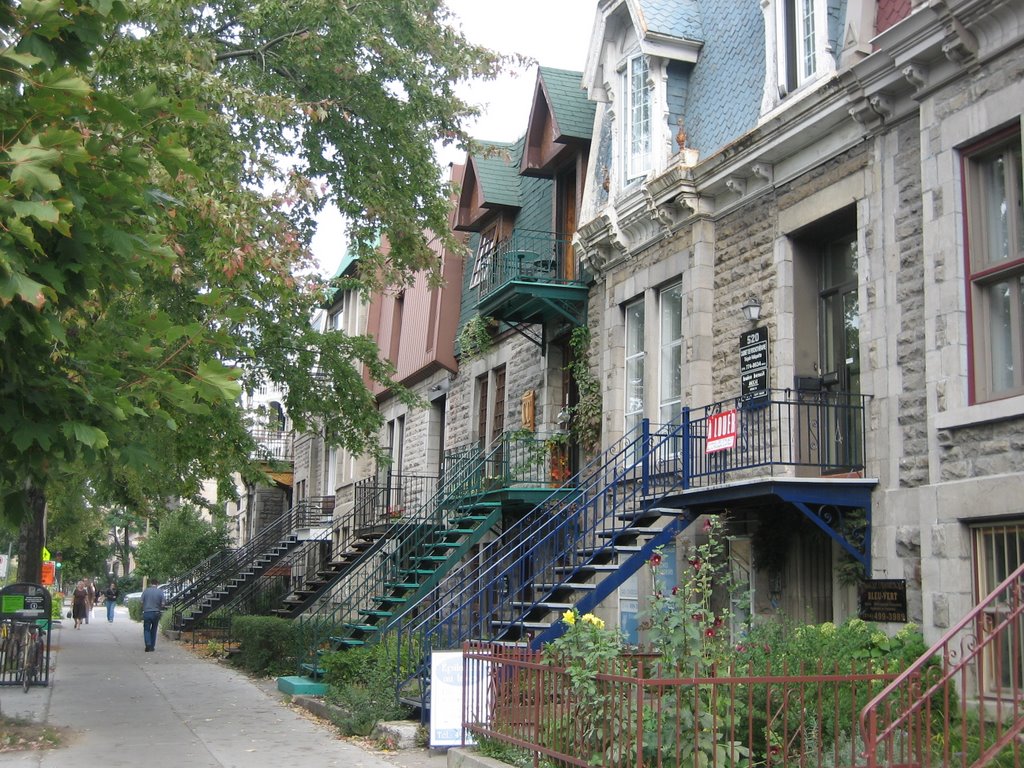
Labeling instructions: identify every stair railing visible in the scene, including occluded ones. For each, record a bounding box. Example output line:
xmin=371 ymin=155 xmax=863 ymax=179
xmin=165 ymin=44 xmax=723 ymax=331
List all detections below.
xmin=860 ymin=560 xmax=1024 ymax=768
xmin=170 ymin=497 xmax=332 ymax=627
xmin=294 ymin=431 xmax=560 ymax=672
xmin=391 ymin=388 xmax=868 ymax=706
xmin=390 ymin=416 xmax=701 ymax=705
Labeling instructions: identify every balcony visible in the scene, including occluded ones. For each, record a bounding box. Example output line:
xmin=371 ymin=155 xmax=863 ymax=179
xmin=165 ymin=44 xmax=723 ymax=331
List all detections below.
xmin=250 ymin=428 xmax=293 ymax=462
xmin=475 ymin=229 xmax=588 ymax=328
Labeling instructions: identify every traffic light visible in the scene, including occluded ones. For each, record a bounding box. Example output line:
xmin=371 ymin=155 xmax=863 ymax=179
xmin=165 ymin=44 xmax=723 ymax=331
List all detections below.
xmin=53 ymin=551 xmax=62 ymax=570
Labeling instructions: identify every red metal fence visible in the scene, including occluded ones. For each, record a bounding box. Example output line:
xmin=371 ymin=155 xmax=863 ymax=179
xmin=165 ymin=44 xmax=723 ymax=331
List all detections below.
xmin=462 ymin=642 xmax=899 ymax=768
xmin=860 ymin=561 xmax=1024 ymax=768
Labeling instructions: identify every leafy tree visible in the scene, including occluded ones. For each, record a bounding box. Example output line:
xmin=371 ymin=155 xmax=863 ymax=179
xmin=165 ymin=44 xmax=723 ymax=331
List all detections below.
xmin=133 ymin=506 xmax=230 ymax=581
xmin=0 ymin=0 xmax=502 ymax=580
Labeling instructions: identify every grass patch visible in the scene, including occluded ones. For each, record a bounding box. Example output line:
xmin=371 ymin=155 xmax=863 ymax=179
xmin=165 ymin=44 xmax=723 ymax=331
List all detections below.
xmin=0 ymin=714 xmax=70 ymax=752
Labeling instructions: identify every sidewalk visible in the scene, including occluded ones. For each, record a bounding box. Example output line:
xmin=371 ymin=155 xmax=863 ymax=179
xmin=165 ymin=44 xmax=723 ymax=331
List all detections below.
xmin=0 ymin=606 xmax=449 ymax=768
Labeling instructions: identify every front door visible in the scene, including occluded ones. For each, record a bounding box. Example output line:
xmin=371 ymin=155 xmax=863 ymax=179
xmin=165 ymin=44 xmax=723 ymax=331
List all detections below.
xmin=819 ymin=232 xmax=861 ymax=471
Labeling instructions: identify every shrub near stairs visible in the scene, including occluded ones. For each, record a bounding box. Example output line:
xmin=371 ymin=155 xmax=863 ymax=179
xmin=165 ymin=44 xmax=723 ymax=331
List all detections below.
xmin=230 ymin=616 xmax=299 ymax=676
xmin=320 ymin=637 xmax=412 ymax=736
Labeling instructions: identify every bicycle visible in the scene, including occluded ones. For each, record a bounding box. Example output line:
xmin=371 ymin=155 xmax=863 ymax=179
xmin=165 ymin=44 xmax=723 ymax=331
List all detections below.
xmin=14 ymin=621 xmax=45 ymax=692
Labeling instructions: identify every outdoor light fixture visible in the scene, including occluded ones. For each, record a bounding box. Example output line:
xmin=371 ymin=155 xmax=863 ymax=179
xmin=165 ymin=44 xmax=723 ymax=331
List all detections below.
xmin=741 ymin=296 xmax=762 ymax=323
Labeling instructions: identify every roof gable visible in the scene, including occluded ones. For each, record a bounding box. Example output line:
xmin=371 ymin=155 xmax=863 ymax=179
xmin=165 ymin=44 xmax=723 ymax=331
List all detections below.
xmin=521 ymin=67 xmax=595 ymax=176
xmin=454 ymin=140 xmax=522 ymax=231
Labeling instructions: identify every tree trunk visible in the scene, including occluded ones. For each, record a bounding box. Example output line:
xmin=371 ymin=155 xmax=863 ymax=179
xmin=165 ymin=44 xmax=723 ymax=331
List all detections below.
xmin=17 ymin=485 xmax=47 ymax=584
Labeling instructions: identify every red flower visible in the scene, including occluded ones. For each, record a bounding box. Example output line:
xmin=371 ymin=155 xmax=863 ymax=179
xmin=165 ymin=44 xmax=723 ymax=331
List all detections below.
xmin=689 ymin=558 xmax=702 ymax=571
xmin=649 ymin=553 xmax=662 ymax=567
xmin=692 ymin=612 xmax=704 ymax=622
xmin=671 ymin=586 xmax=679 ymax=595
xmin=703 ymin=518 xmax=713 ymax=532
xmin=705 ymin=627 xmax=717 ymax=638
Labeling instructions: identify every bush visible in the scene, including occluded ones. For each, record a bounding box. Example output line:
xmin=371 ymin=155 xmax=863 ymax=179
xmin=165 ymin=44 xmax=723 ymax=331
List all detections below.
xmin=320 ymin=635 xmax=413 ymax=736
xmin=127 ymin=597 xmax=142 ymax=622
xmin=231 ymin=616 xmax=299 ymax=676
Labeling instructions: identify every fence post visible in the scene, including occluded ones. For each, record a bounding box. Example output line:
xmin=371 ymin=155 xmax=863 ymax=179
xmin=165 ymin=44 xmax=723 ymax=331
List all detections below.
xmin=641 ymin=419 xmax=650 ymax=497
xmin=636 ymin=657 xmax=645 ymax=768
xmin=681 ymin=407 xmax=691 ymax=490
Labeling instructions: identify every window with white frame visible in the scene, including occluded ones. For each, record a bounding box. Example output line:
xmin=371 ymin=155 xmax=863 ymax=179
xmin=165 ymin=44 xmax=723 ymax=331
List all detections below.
xmin=963 ymin=128 xmax=1024 ymax=402
xmin=469 ymin=223 xmax=499 ymax=289
xmin=659 ymin=283 xmax=683 ymax=424
xmin=624 ymin=298 xmax=645 ymax=436
xmin=621 ymin=54 xmax=652 ymax=185
xmin=766 ymin=0 xmax=832 ymax=101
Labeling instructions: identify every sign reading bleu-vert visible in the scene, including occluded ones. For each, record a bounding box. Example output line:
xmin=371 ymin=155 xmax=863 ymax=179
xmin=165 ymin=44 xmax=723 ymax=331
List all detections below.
xmin=739 ymin=326 xmax=769 ymax=405
xmin=858 ymin=579 xmax=908 ymax=623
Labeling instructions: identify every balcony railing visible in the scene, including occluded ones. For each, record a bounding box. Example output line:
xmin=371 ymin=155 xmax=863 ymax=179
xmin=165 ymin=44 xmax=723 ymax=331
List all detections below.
xmin=477 ymin=229 xmax=581 ymax=302
xmin=352 ymin=472 xmax=439 ymax=530
xmin=250 ymin=427 xmax=293 ymax=462
xmin=646 ymin=389 xmax=869 ymax=488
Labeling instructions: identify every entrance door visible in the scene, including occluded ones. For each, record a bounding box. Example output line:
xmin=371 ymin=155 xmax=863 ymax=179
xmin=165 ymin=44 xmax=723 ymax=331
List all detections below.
xmin=819 ymin=233 xmax=861 ymax=471
xmin=556 ymin=166 xmax=577 ymax=281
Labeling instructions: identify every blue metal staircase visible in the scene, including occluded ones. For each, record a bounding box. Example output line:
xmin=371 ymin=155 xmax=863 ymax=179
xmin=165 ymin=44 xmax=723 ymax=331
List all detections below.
xmin=390 ymin=418 xmax=697 ymax=709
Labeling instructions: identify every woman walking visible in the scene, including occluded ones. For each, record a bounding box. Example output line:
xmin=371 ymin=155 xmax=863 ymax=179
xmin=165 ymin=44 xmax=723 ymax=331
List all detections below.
xmin=71 ymin=581 xmax=88 ymax=629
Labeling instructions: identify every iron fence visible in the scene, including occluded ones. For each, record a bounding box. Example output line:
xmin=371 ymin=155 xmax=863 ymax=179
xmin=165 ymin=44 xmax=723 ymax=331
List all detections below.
xmin=477 ymin=229 xmax=580 ymax=300
xmin=463 ymin=642 xmax=898 ymax=768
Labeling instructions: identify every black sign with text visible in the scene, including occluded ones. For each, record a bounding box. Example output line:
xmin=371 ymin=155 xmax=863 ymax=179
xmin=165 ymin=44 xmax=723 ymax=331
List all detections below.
xmin=858 ymin=579 xmax=908 ymax=623
xmin=739 ymin=326 xmax=769 ymax=404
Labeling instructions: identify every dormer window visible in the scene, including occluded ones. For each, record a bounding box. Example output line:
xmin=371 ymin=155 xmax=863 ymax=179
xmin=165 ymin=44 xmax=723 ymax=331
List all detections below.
xmin=621 ymin=54 xmax=652 ymax=185
xmin=763 ymin=0 xmax=834 ymax=110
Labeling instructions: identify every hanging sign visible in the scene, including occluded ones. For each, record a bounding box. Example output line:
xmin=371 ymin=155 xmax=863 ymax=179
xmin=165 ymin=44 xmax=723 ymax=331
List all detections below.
xmin=706 ymin=410 xmax=737 ymax=453
xmin=739 ymin=326 xmax=770 ymax=404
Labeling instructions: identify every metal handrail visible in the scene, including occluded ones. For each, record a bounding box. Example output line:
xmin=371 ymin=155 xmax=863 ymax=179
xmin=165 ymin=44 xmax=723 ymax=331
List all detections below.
xmin=169 ymin=497 xmax=332 ymax=626
xmin=477 ymin=229 xmax=580 ymax=300
xmin=860 ymin=560 xmax=1024 ymax=767
xmin=391 ymin=388 xmax=869 ymax=705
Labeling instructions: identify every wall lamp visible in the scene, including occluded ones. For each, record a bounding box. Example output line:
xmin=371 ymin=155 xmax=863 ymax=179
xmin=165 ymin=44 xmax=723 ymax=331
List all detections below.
xmin=741 ymin=296 xmax=762 ymax=324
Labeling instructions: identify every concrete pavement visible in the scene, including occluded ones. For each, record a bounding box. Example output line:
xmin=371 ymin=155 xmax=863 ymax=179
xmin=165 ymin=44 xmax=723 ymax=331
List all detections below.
xmin=0 ymin=605 xmax=449 ymax=768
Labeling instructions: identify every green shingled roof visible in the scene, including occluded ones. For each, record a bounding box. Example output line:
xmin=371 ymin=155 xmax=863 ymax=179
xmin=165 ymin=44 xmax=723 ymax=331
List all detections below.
xmin=538 ymin=67 xmax=595 ymax=140
xmin=471 ymin=139 xmax=523 ymax=209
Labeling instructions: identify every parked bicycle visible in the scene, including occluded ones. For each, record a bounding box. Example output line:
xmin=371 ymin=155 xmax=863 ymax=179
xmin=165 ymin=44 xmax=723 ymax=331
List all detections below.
xmin=8 ymin=621 xmax=45 ymax=692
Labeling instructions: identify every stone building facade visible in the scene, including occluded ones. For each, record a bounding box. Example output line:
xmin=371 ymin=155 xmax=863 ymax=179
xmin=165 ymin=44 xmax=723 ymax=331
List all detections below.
xmin=573 ymin=0 xmax=1024 ymax=644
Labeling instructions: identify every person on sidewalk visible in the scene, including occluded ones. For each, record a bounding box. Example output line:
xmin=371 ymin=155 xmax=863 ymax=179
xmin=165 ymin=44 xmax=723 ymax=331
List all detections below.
xmin=71 ymin=580 xmax=88 ymax=629
xmin=85 ymin=579 xmax=95 ymax=624
xmin=140 ymin=580 xmax=166 ymax=652
xmin=103 ymin=581 xmax=119 ymax=623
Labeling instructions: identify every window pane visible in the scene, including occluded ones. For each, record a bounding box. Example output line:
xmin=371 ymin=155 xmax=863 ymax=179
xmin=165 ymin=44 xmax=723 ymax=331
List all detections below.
xmin=800 ymin=0 xmax=815 ymax=79
xmin=626 ymin=357 xmax=644 ymax=418
xmin=627 ymin=56 xmax=652 ymax=181
xmin=626 ymin=301 xmax=645 ymax=356
xmin=987 ymin=280 xmax=1015 ymax=393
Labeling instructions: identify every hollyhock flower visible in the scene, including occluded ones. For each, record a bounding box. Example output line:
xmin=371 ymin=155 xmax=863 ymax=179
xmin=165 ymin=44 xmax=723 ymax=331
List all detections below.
xmin=650 ymin=553 xmax=662 ymax=567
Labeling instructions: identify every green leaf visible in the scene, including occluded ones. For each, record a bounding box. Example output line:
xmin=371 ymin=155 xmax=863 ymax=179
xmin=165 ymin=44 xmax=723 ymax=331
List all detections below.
xmin=38 ymin=70 xmax=91 ymax=97
xmin=0 ymin=50 xmax=43 ymax=69
xmin=68 ymin=423 xmax=110 ymax=449
xmin=0 ymin=271 xmax=51 ymax=308
xmin=10 ymin=200 xmax=61 ymax=225
xmin=8 ymin=139 xmax=62 ymax=194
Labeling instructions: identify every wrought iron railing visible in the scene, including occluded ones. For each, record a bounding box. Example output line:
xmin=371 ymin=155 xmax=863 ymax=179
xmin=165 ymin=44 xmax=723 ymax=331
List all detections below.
xmin=391 ymin=389 xmax=869 ymax=705
xmin=860 ymin=561 xmax=1024 ymax=768
xmin=463 ymin=642 xmax=898 ymax=768
xmin=250 ymin=427 xmax=293 ymax=462
xmin=353 ymin=472 xmax=440 ymax=530
xmin=477 ymin=229 xmax=580 ymax=300
xmin=169 ymin=497 xmax=332 ymax=628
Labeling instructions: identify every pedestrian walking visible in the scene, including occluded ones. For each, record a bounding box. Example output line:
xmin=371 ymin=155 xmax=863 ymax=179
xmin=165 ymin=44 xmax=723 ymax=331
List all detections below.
xmin=103 ymin=581 xmax=119 ymax=623
xmin=85 ymin=579 xmax=96 ymax=624
xmin=140 ymin=580 xmax=166 ymax=652
xmin=71 ymin=580 xmax=88 ymax=629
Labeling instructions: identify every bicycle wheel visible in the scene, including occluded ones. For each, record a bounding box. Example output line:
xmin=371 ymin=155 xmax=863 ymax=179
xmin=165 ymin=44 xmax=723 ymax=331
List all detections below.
xmin=21 ymin=636 xmax=30 ymax=691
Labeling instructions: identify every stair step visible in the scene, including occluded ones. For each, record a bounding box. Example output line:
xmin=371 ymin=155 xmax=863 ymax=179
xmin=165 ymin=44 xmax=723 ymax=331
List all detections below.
xmin=385 ymin=582 xmax=419 ymax=590
xmin=360 ymin=610 xmax=394 ymax=618
xmin=375 ymin=595 xmax=409 ymax=604
xmin=510 ymin=601 xmax=574 ymax=611
xmin=535 ymin=582 xmax=595 ymax=592
xmin=336 ymin=638 xmax=366 ymax=648
xmin=342 ymin=623 xmax=380 ymax=633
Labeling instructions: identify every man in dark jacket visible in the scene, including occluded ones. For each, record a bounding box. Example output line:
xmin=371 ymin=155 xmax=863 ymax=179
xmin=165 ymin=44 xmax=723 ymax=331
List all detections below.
xmin=140 ymin=581 xmax=166 ymax=652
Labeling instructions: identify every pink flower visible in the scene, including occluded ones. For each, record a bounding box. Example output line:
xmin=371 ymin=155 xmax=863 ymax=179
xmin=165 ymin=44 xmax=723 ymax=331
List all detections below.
xmin=703 ymin=519 xmax=713 ymax=532
xmin=671 ymin=586 xmax=679 ymax=596
xmin=689 ymin=558 xmax=702 ymax=571
xmin=650 ymin=553 xmax=662 ymax=567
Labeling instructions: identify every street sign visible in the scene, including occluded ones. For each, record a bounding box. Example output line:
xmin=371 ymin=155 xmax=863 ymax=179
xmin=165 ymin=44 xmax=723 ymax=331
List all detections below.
xmin=40 ymin=561 xmax=55 ymax=586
